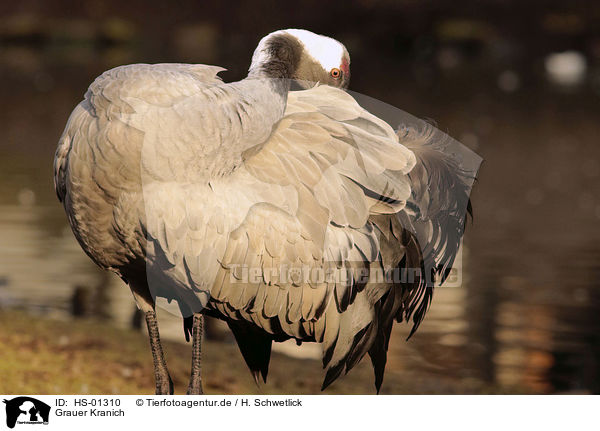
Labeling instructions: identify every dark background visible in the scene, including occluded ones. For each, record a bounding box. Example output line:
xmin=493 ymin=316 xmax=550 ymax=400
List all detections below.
xmin=1 ymin=0 xmax=599 ymax=394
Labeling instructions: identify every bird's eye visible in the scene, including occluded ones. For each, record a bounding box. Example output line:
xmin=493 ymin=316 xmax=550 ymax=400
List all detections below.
xmin=330 ymin=68 xmax=341 ymax=79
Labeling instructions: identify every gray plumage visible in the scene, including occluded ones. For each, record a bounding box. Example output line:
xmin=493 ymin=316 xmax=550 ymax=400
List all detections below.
xmin=53 ymin=29 xmax=476 ymax=393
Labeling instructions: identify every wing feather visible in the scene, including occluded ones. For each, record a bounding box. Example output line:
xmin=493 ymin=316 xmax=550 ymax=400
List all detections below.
xmin=133 ymin=83 xmax=479 ymax=390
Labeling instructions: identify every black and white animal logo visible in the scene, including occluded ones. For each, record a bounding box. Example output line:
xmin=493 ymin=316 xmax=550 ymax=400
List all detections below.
xmin=3 ymin=397 xmax=50 ymax=429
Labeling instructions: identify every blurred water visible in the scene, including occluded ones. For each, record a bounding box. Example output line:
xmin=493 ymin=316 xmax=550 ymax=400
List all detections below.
xmin=1 ymin=30 xmax=599 ymax=394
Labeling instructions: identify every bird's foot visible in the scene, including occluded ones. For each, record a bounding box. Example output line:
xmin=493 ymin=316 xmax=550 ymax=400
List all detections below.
xmin=155 ymin=375 xmax=174 ymax=395
xmin=186 ymin=378 xmax=203 ymax=395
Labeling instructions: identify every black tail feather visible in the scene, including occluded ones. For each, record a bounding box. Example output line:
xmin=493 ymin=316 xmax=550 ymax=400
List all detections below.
xmin=227 ymin=320 xmax=272 ymax=384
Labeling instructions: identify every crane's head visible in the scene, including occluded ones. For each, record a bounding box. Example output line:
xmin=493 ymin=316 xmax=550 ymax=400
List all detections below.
xmin=248 ymin=29 xmax=351 ymax=89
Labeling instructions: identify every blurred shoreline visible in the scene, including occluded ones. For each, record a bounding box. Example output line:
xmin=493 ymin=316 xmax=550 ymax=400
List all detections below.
xmin=0 ymin=309 xmax=531 ymax=395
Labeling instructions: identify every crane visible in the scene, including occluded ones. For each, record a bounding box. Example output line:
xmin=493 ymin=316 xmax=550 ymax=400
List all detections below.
xmin=54 ymin=29 xmax=478 ymax=394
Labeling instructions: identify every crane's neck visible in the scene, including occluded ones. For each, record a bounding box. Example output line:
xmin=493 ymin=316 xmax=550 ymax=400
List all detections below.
xmin=247 ymin=32 xmax=302 ymax=96
xmin=141 ymin=35 xmax=305 ymax=183
xmin=178 ymin=77 xmax=286 ymax=180
xmin=192 ymin=32 xmax=304 ymax=177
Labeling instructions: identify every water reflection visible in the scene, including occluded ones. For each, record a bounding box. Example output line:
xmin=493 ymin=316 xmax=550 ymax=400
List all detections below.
xmin=1 ymin=26 xmax=599 ymax=394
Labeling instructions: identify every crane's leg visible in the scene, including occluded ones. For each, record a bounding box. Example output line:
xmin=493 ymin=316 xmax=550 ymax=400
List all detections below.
xmin=129 ymin=278 xmax=174 ymax=394
xmin=145 ymin=310 xmax=174 ymax=394
xmin=186 ymin=313 xmax=204 ymax=394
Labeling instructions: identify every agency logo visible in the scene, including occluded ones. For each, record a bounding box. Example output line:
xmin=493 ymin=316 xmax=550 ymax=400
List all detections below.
xmin=2 ymin=397 xmax=50 ymax=429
